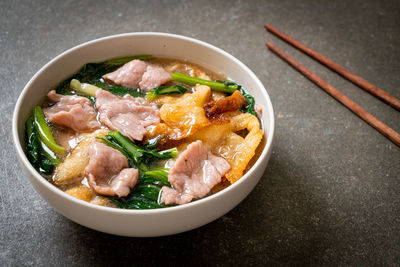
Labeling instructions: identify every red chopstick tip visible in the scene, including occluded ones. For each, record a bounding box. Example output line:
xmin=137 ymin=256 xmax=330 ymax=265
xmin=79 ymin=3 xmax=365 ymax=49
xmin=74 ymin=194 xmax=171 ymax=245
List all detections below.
xmin=264 ymin=23 xmax=271 ymax=30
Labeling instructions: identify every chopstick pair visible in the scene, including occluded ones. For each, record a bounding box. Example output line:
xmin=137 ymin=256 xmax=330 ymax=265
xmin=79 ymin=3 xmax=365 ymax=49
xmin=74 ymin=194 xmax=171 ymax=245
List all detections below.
xmin=264 ymin=24 xmax=400 ymax=147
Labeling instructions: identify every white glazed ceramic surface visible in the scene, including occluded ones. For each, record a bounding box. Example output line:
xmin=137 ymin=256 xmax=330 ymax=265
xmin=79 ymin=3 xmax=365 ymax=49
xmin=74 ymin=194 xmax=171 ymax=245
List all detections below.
xmin=13 ymin=33 xmax=275 ymax=237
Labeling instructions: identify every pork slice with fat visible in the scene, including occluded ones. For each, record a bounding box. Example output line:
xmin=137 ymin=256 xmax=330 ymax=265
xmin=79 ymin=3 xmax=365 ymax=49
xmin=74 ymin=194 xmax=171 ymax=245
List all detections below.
xmin=44 ymin=90 xmax=100 ymax=132
xmin=160 ymin=140 xmax=230 ymax=205
xmin=85 ymin=141 xmax=138 ymax=197
xmin=139 ymin=65 xmax=172 ymax=91
xmin=95 ymin=89 xmax=160 ymax=141
xmin=102 ymin=59 xmax=147 ymax=89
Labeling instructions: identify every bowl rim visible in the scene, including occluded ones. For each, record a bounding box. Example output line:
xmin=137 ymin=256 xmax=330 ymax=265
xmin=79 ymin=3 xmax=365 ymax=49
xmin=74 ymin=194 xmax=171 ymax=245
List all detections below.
xmin=12 ymin=32 xmax=275 ymax=214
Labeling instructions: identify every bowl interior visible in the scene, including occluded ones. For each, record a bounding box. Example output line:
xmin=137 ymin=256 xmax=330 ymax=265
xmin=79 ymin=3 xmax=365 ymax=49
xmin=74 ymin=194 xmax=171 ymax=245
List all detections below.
xmin=13 ymin=32 xmax=274 ymax=213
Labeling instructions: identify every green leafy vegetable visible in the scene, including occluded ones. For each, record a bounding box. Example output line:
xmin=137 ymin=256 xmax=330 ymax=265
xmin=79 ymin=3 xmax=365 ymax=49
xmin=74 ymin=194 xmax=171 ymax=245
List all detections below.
xmin=97 ymin=131 xmax=178 ymax=209
xmin=97 ymin=81 xmax=145 ymax=97
xmin=107 ymin=85 xmax=145 ymax=97
xmin=112 ymin=196 xmax=167 ymax=209
xmin=107 ymin=131 xmax=144 ymax=163
xmin=112 ymin=180 xmax=169 ymax=209
xmin=146 ymin=85 xmax=187 ymax=100
xmin=131 ymin=184 xmax=162 ymax=202
xmin=33 ymin=106 xmax=65 ymax=154
xmin=138 ymin=177 xmax=170 ymax=187
xmin=142 ymin=168 xmax=169 ymax=183
xmin=25 ymin=115 xmax=59 ymax=174
xmin=111 ymin=168 xmax=172 ymax=209
xmin=26 ymin=117 xmax=39 ymax=163
xmin=107 ymin=131 xmax=177 ymax=161
xmin=239 ymin=88 xmax=256 ymax=116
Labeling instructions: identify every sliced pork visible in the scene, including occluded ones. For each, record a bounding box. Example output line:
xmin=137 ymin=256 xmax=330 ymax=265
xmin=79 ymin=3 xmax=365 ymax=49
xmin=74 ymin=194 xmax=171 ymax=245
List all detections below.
xmin=85 ymin=141 xmax=138 ymax=197
xmin=103 ymin=59 xmax=147 ymax=89
xmin=44 ymin=90 xmax=100 ymax=132
xmin=160 ymin=140 xmax=230 ymax=205
xmin=102 ymin=59 xmax=171 ymax=91
xmin=95 ymin=89 xmax=160 ymax=141
xmin=139 ymin=65 xmax=172 ymax=91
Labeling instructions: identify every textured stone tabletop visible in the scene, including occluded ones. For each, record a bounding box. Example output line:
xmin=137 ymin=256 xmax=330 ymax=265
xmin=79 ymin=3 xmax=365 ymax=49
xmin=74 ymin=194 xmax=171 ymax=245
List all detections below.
xmin=1 ymin=0 xmax=399 ymax=265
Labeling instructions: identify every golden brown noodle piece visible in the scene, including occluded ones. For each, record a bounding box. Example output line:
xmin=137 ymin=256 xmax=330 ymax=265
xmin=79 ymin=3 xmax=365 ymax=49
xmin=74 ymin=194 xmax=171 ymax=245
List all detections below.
xmin=204 ymin=90 xmax=247 ymax=118
xmin=90 ymin=195 xmax=114 ymax=206
xmin=182 ymin=112 xmax=263 ymax=183
xmin=155 ymin=85 xmax=211 ymax=140
xmin=65 ymin=186 xmax=94 ymax=202
xmin=65 ymin=186 xmax=114 ymax=206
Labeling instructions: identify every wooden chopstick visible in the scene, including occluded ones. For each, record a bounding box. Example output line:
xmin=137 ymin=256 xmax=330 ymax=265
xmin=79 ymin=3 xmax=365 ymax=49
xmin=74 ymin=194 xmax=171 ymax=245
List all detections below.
xmin=266 ymin=42 xmax=400 ymax=147
xmin=264 ymin=24 xmax=400 ymax=111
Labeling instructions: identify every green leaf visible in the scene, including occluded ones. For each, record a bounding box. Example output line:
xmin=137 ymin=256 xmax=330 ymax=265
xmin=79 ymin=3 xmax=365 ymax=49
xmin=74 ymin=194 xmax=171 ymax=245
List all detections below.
xmin=138 ymin=177 xmax=171 ymax=187
xmin=112 ymin=196 xmax=167 ymax=209
xmin=142 ymin=169 xmax=169 ymax=183
xmin=26 ymin=116 xmax=39 ymax=163
xmin=131 ymin=184 xmax=161 ymax=202
xmin=239 ymin=88 xmax=256 ymax=116
xmin=146 ymin=85 xmax=187 ymax=100
xmin=108 ymin=86 xmax=145 ymax=97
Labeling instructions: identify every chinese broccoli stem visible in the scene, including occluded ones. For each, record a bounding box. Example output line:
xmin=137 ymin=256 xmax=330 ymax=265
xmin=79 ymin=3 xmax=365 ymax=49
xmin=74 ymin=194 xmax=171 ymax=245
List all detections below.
xmin=171 ymin=72 xmax=239 ymax=93
xmin=39 ymin=140 xmax=60 ymax=165
xmin=70 ymin=79 xmax=99 ymax=97
xmin=107 ymin=131 xmax=177 ymax=160
xmin=33 ymin=106 xmax=65 ymax=154
xmin=145 ymin=147 xmax=178 ymax=159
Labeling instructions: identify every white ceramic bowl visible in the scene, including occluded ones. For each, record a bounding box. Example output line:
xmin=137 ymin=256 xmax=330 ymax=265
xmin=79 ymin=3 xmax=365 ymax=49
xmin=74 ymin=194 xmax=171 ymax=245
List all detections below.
xmin=12 ymin=32 xmax=275 ymax=237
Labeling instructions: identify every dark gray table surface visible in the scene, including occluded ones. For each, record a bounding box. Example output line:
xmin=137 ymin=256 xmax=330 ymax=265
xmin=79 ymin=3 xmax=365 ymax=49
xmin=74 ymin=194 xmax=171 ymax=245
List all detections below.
xmin=1 ymin=0 xmax=399 ymax=265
